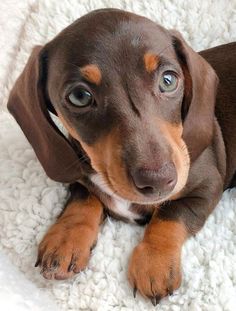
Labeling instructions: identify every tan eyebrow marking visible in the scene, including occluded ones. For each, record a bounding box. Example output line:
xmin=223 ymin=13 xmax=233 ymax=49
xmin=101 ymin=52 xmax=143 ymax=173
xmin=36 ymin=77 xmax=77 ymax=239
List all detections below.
xmin=144 ymin=53 xmax=159 ymax=73
xmin=80 ymin=64 xmax=102 ymax=85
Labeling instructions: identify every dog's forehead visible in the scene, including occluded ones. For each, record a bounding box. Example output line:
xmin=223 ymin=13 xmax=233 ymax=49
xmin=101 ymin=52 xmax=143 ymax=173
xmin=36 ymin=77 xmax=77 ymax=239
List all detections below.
xmin=49 ymin=10 xmax=174 ymax=72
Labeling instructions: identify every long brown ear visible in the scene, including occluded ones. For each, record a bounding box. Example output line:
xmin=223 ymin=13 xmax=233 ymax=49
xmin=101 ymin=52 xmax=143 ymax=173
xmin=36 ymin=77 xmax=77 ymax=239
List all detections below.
xmin=7 ymin=46 xmax=82 ymax=183
xmin=171 ymin=31 xmax=219 ymax=162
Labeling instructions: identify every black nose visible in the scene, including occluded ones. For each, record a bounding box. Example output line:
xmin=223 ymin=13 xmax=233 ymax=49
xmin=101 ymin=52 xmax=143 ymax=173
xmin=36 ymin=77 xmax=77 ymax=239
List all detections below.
xmin=131 ymin=162 xmax=177 ymax=196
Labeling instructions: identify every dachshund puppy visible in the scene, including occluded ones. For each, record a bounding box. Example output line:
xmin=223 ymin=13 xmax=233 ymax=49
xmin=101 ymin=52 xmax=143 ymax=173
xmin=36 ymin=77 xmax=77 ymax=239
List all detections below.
xmin=7 ymin=8 xmax=236 ymax=305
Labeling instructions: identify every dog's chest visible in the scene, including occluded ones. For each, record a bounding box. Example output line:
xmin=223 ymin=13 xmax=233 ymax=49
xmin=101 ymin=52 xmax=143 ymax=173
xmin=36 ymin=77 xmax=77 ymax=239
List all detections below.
xmin=90 ymin=174 xmax=142 ymax=222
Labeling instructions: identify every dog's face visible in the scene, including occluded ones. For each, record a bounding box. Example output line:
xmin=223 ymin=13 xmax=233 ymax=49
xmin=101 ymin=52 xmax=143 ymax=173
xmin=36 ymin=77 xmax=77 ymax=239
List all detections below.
xmin=45 ymin=10 xmax=188 ymax=204
xmin=8 ymin=9 xmax=218 ymax=204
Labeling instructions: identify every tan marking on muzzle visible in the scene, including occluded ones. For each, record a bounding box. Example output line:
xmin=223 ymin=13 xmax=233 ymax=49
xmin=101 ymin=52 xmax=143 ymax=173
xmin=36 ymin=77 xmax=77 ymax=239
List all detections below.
xmin=77 ymin=129 xmax=136 ymax=200
xmin=56 ymin=112 xmax=144 ymax=202
xmin=159 ymin=121 xmax=190 ymax=199
xmin=80 ymin=64 xmax=102 ymax=85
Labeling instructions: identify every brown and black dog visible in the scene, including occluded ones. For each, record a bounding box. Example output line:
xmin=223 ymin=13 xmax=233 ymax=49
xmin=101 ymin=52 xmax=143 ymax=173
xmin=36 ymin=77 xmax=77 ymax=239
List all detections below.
xmin=7 ymin=8 xmax=236 ymax=305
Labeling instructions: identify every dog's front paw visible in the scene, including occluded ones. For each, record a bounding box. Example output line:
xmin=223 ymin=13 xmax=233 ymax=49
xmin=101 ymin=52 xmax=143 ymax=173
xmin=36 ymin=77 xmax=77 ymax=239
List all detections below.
xmin=35 ymin=222 xmax=97 ymax=280
xmin=128 ymin=241 xmax=182 ymax=305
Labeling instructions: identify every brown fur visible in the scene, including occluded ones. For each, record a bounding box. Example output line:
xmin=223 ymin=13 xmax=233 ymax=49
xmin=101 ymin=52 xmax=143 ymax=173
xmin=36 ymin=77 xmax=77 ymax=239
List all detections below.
xmin=69 ymin=125 xmax=143 ymax=202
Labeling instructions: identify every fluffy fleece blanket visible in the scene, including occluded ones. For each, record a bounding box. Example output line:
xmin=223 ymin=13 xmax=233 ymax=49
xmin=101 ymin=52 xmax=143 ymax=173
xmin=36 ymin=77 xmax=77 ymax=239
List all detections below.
xmin=0 ymin=0 xmax=236 ymax=310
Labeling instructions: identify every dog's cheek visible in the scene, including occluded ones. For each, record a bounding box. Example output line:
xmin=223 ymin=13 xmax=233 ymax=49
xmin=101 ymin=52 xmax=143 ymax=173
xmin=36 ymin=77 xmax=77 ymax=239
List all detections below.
xmin=93 ymin=129 xmax=137 ymax=196
xmin=84 ymin=129 xmax=140 ymax=200
xmin=56 ymin=111 xmax=104 ymax=172
xmin=159 ymin=121 xmax=190 ymax=197
xmin=171 ymin=138 xmax=190 ymax=197
xmin=54 ymin=117 xmax=129 ymax=191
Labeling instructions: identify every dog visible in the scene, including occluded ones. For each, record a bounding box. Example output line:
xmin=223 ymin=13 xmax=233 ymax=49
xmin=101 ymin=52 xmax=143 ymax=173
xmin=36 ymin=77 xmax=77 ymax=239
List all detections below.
xmin=7 ymin=8 xmax=236 ymax=305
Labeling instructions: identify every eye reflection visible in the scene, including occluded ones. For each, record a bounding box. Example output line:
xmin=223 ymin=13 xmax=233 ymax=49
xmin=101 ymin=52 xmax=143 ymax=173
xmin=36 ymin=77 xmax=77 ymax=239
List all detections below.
xmin=159 ymin=72 xmax=178 ymax=92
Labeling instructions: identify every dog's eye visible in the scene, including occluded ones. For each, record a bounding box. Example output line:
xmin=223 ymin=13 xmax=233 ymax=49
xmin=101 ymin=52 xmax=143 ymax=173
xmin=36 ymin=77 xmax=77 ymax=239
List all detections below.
xmin=67 ymin=88 xmax=93 ymax=107
xmin=159 ymin=72 xmax=178 ymax=93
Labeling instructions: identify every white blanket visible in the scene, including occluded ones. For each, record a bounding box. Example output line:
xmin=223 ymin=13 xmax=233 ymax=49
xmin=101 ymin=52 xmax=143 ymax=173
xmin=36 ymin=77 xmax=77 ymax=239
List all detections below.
xmin=0 ymin=0 xmax=236 ymax=310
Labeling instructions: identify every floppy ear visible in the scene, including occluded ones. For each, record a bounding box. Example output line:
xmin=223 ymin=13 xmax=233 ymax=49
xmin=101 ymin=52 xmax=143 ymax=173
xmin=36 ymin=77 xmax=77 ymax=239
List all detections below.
xmin=7 ymin=46 xmax=82 ymax=183
xmin=171 ymin=31 xmax=219 ymax=162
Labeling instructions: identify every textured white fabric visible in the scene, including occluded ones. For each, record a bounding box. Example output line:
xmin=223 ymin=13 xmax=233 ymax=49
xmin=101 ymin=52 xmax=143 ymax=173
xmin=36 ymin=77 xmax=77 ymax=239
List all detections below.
xmin=0 ymin=0 xmax=236 ymax=310
xmin=0 ymin=252 xmax=57 ymax=311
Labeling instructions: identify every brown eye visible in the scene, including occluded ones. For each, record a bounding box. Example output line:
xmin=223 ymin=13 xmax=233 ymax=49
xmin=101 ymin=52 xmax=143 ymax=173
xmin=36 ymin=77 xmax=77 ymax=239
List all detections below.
xmin=67 ymin=88 xmax=94 ymax=107
xmin=159 ymin=71 xmax=178 ymax=93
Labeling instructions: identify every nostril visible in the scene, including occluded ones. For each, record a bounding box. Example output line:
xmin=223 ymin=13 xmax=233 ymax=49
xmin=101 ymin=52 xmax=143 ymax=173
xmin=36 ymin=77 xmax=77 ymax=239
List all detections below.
xmin=131 ymin=168 xmax=155 ymax=191
xmin=167 ymin=178 xmax=175 ymax=185
xmin=137 ymin=186 xmax=154 ymax=195
xmin=131 ymin=162 xmax=177 ymax=196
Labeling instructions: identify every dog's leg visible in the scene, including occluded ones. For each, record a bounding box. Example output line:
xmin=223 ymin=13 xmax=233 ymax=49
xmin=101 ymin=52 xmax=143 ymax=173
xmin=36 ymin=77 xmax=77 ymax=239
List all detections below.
xmin=128 ymin=173 xmax=223 ymax=304
xmin=35 ymin=183 xmax=104 ymax=280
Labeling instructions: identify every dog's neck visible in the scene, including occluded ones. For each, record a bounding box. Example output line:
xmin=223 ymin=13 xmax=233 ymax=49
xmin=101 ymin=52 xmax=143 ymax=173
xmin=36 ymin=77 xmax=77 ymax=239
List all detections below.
xmin=89 ymin=173 xmax=153 ymax=224
xmin=90 ymin=173 xmax=135 ymax=220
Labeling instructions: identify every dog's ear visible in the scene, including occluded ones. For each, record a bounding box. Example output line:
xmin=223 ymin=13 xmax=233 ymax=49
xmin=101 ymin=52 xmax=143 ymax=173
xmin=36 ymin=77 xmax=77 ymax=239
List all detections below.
xmin=171 ymin=31 xmax=218 ymax=162
xmin=7 ymin=46 xmax=82 ymax=182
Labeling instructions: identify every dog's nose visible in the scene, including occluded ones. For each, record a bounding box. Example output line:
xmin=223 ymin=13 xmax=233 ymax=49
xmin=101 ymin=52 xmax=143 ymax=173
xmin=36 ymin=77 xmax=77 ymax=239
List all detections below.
xmin=132 ymin=162 xmax=177 ymax=196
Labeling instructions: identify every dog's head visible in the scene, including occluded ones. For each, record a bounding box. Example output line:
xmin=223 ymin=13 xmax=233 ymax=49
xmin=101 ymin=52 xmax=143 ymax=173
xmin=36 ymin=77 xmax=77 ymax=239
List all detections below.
xmin=8 ymin=9 xmax=218 ymax=204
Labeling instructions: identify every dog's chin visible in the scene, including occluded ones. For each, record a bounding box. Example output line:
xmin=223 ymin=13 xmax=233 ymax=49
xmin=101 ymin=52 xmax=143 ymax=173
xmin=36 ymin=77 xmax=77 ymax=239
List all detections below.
xmin=119 ymin=191 xmax=171 ymax=206
xmin=107 ymin=181 xmax=172 ymax=206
